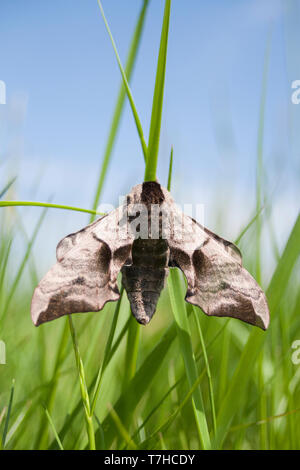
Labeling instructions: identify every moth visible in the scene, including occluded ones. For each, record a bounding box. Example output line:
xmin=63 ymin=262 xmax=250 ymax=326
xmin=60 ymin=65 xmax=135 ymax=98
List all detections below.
xmin=31 ymin=181 xmax=270 ymax=330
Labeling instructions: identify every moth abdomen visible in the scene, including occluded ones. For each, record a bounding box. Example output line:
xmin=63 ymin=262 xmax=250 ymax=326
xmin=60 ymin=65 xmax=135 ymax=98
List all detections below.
xmin=121 ymin=266 xmax=168 ymax=325
xmin=122 ymin=266 xmax=167 ymax=291
xmin=121 ymin=238 xmax=169 ymax=325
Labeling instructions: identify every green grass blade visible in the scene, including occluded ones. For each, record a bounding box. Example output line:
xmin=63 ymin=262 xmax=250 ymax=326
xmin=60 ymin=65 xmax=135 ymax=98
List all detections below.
xmin=0 ymin=207 xmax=48 ymax=324
xmin=229 ymin=407 xmax=300 ymax=433
xmin=107 ymin=403 xmax=138 ymax=450
xmin=120 ymin=310 xmax=141 ymax=436
xmin=92 ymin=321 xmax=179 ymax=449
xmin=48 ymin=314 xmax=133 ymax=449
xmin=0 ymin=177 xmax=16 ymax=200
xmin=90 ymin=288 xmax=124 ymax=414
xmin=213 ymin=213 xmax=300 ymax=449
xmin=131 ymin=379 xmax=181 ymax=442
xmin=167 ymin=147 xmax=211 ymax=445
xmin=267 ymin=213 xmax=300 ymax=313
xmin=193 ymin=308 xmax=217 ymax=436
xmin=50 ymin=309 xmax=224 ymax=450
xmin=255 ymin=30 xmax=272 ymax=284
xmin=234 ymin=205 xmax=264 ymax=245
xmin=144 ymin=0 xmax=171 ymax=181
xmin=90 ymin=0 xmax=150 ymax=222
xmin=68 ymin=316 xmax=95 ymax=450
xmin=4 ymin=402 xmax=31 ymax=447
xmin=1 ymin=379 xmax=15 ymax=448
xmin=167 ymin=146 xmax=173 ymax=191
xmin=36 ymin=318 xmax=69 ymax=449
xmin=213 ymin=328 xmax=265 ymax=449
xmin=140 ymin=368 xmax=206 ymax=449
xmin=123 ymin=313 xmax=140 ymax=388
xmin=0 ymin=238 xmax=13 ymax=304
xmin=132 ymin=319 xmax=229 ymax=444
xmin=44 ymin=407 xmax=64 ymax=450
xmin=94 ymin=415 xmax=106 ymax=450
xmin=97 ymin=0 xmax=148 ymax=161
xmin=0 ymin=201 xmax=104 ymax=216
xmin=168 ymin=269 xmax=211 ymax=449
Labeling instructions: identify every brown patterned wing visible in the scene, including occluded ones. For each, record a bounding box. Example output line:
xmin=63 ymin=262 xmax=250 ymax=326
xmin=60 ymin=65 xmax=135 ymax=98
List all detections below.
xmin=168 ymin=213 xmax=270 ymax=330
xmin=31 ymin=209 xmax=133 ymax=326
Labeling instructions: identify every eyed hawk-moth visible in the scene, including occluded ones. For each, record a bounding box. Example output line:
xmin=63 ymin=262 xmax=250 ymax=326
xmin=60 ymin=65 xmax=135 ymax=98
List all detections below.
xmin=31 ymin=181 xmax=269 ymax=330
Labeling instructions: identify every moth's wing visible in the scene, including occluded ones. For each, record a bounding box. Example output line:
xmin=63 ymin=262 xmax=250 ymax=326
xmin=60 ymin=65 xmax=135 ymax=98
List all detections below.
xmin=31 ymin=209 xmax=133 ymax=326
xmin=168 ymin=211 xmax=269 ymax=330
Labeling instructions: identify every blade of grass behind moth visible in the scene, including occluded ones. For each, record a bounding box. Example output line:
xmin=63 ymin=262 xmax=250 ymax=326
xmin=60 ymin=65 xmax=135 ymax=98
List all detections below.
xmin=0 ymin=237 xmax=13 ymax=311
xmin=90 ymin=0 xmax=150 ymax=222
xmin=131 ymin=378 xmax=181 ymax=443
xmin=16 ymin=211 xmax=40 ymax=286
xmin=97 ymin=0 xmax=147 ymax=161
xmin=54 ymin=305 xmax=217 ymax=450
xmin=95 ymin=3 xmax=170 ymax=438
xmin=144 ymin=0 xmax=171 ymax=181
xmin=123 ymin=311 xmax=140 ymax=389
xmin=255 ymin=32 xmax=272 ymax=449
xmin=48 ymin=314 xmax=133 ymax=449
xmin=277 ymin=298 xmax=298 ymax=448
xmin=4 ymin=401 xmax=31 ymax=448
xmin=90 ymin=287 xmax=124 ymax=414
xmin=44 ymin=407 xmax=64 ymax=450
xmin=132 ymin=319 xmax=229 ymax=443
xmin=51 ymin=312 xmax=188 ymax=448
xmin=213 ymin=328 xmax=266 ymax=450
xmin=94 ymin=415 xmax=105 ymax=449
xmin=193 ymin=307 xmax=217 ymax=436
xmin=229 ymin=407 xmax=300 ymax=433
xmin=1 ymin=379 xmax=15 ymax=449
xmin=168 ymin=269 xmax=211 ymax=449
xmin=119 ymin=310 xmax=227 ymax=448
xmin=107 ymin=403 xmax=138 ymax=450
xmin=255 ymin=29 xmax=271 ymax=285
xmin=120 ymin=309 xmax=141 ymax=436
xmin=68 ymin=316 xmax=95 ymax=450
xmin=0 ymin=207 xmax=48 ymax=326
xmin=64 ymin=304 xmax=126 ymax=448
xmin=217 ymin=327 xmax=231 ymax=409
xmin=167 ymin=146 xmax=173 ymax=190
xmin=0 ymin=177 xmax=16 ymax=200
xmin=234 ymin=205 xmax=265 ymax=245
xmin=213 ymin=213 xmax=300 ymax=449
xmin=266 ymin=205 xmax=280 ymax=262
xmin=36 ymin=318 xmax=69 ymax=449
xmin=0 ymin=200 xmax=104 ymax=217
xmin=167 ymin=147 xmax=211 ymax=445
xmin=140 ymin=367 xmax=207 ymax=449
xmin=258 ymin=352 xmax=268 ymax=449
xmin=267 ymin=213 xmax=300 ymax=313
xmin=158 ymin=432 xmax=167 ymax=451
xmin=83 ymin=304 xmax=115 ymax=371
xmin=92 ymin=320 xmax=179 ymax=449
xmin=0 ymin=407 xmax=6 ymax=428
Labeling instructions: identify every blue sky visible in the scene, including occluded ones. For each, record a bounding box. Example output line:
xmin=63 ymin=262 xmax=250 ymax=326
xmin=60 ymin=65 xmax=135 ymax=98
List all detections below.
xmin=0 ymin=0 xmax=299 ymax=273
